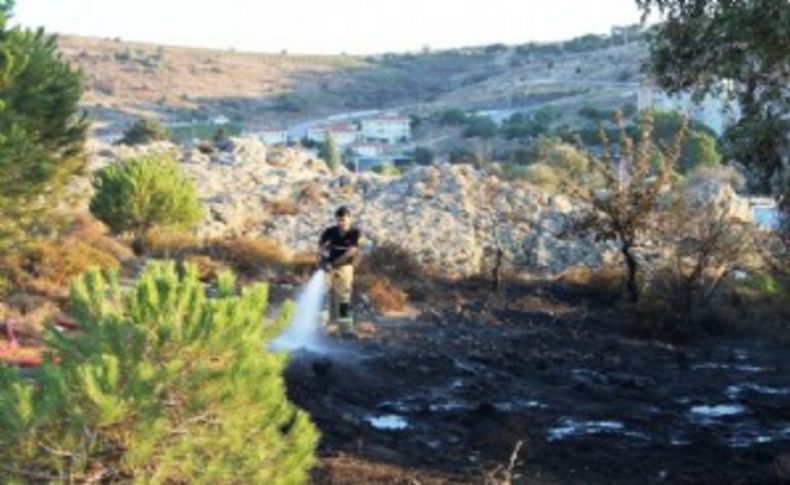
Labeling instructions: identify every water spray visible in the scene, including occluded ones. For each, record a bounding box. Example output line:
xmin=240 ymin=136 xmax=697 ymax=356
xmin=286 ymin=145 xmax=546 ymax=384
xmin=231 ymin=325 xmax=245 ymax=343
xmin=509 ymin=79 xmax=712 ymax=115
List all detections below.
xmin=271 ymin=269 xmax=329 ymax=353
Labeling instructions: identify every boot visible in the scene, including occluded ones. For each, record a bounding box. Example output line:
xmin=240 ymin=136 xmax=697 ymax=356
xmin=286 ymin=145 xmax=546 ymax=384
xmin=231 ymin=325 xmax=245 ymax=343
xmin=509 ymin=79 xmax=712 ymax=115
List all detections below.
xmin=338 ymin=302 xmax=354 ymax=337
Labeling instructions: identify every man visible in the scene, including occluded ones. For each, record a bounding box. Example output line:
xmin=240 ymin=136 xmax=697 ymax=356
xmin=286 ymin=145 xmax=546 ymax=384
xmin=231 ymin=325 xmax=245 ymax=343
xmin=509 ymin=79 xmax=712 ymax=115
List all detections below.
xmin=319 ymin=206 xmax=361 ymax=335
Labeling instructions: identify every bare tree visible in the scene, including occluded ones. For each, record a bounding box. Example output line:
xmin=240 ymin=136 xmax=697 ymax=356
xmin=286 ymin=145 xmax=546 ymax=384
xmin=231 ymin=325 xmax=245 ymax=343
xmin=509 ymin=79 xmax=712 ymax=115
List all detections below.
xmin=567 ymin=111 xmax=687 ymax=302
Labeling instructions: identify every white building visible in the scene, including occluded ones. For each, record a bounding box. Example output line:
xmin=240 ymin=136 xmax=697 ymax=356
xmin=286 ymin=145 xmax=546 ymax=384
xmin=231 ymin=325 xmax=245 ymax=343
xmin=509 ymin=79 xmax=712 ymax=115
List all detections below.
xmin=306 ymin=122 xmax=360 ymax=147
xmin=361 ymin=113 xmax=411 ymax=143
xmin=638 ymin=80 xmax=740 ymax=136
xmin=260 ymin=130 xmax=288 ymax=146
xmin=350 ymin=141 xmax=386 ymax=158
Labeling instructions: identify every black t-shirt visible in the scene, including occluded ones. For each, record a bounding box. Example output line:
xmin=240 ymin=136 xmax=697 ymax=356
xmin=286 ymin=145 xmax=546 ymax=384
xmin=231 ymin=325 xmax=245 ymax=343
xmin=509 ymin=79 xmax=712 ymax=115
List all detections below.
xmin=320 ymin=226 xmax=361 ymax=265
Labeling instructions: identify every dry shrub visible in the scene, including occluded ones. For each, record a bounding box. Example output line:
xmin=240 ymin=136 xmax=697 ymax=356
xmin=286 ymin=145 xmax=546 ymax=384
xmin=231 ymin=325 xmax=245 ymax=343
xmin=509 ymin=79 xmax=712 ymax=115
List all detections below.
xmin=269 ymin=199 xmax=301 ymax=216
xmin=210 ymin=236 xmax=291 ymax=275
xmin=0 ymin=239 xmax=120 ymax=297
xmin=361 ymin=276 xmax=408 ymax=314
xmin=356 ymin=243 xmax=428 ymax=310
xmin=290 ymin=250 xmax=317 ymax=280
xmin=66 ymin=214 xmax=134 ymax=261
xmin=184 ymin=255 xmax=227 ymax=282
xmin=557 ymin=263 xmax=622 ymax=296
xmin=145 ymin=230 xmax=204 ymax=258
xmin=297 ymin=181 xmax=323 ymax=204
xmin=641 ymin=200 xmax=759 ymax=336
xmin=2 ymin=293 xmax=60 ymax=337
xmin=357 ymin=243 xmax=426 ymax=293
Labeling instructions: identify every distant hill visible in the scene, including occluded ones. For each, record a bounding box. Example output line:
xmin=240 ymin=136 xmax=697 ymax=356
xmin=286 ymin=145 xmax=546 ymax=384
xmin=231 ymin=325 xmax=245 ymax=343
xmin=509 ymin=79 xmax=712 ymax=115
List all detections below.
xmin=57 ymin=30 xmax=648 ymax=136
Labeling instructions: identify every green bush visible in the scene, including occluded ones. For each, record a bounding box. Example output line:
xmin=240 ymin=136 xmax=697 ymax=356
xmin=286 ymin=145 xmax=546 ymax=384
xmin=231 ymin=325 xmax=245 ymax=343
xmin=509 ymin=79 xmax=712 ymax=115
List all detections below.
xmin=373 ymin=161 xmax=401 ymax=176
xmin=412 ymin=146 xmax=435 ymax=165
xmin=438 ymin=108 xmax=468 ymax=125
xmin=462 ymin=116 xmax=498 ymax=139
xmin=118 ymin=118 xmax=169 ymax=146
xmin=90 ymin=155 xmax=204 ymax=242
xmin=523 ymin=163 xmax=560 ymax=189
xmin=0 ymin=261 xmax=319 ymax=483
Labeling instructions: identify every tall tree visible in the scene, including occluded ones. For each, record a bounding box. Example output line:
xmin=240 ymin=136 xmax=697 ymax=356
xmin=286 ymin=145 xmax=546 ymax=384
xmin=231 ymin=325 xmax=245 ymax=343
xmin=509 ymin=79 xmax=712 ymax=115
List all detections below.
xmin=319 ymin=131 xmax=341 ymax=171
xmin=0 ymin=2 xmax=88 ymax=250
xmin=635 ymin=0 xmax=789 ymax=204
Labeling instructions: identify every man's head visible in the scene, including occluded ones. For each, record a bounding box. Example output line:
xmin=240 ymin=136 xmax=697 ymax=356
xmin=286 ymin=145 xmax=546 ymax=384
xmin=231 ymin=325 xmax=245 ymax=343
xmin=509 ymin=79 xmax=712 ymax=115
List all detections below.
xmin=335 ymin=206 xmax=351 ymax=231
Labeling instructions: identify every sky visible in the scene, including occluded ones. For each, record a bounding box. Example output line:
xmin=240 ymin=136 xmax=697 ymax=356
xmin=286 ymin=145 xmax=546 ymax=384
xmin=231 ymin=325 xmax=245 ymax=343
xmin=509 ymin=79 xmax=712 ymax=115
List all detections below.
xmin=14 ymin=0 xmax=649 ymax=55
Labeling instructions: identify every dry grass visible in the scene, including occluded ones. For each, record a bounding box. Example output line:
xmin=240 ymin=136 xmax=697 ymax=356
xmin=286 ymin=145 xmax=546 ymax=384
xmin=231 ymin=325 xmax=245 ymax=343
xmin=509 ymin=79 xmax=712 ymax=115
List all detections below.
xmin=1 ymin=294 xmax=60 ymax=337
xmin=67 ymin=214 xmax=134 ymax=261
xmin=184 ymin=255 xmax=227 ymax=282
xmin=290 ymin=250 xmax=318 ymax=280
xmin=145 ymin=230 xmax=205 ymax=258
xmin=355 ymin=244 xmax=431 ymax=313
xmin=297 ymin=181 xmax=324 ymax=204
xmin=360 ymin=276 xmax=409 ymax=314
xmin=269 ymin=199 xmax=301 ymax=216
xmin=209 ymin=236 xmax=291 ymax=275
xmin=0 ymin=238 xmax=120 ymax=298
xmin=557 ymin=263 xmax=623 ymax=295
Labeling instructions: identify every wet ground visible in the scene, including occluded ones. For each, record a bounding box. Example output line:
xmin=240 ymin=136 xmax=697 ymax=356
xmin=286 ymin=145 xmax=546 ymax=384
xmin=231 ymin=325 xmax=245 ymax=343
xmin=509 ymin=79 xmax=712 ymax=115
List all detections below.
xmin=284 ymin=283 xmax=790 ymax=484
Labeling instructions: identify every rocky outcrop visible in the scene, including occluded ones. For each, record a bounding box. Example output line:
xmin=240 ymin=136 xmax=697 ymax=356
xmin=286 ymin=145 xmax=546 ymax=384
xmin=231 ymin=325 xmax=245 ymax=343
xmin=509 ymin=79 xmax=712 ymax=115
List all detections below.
xmin=84 ymin=137 xmax=753 ymax=277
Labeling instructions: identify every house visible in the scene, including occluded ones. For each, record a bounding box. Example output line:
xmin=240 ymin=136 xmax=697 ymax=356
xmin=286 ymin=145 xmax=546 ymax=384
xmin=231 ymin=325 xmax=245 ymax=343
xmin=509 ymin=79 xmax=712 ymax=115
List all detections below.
xmin=638 ymin=80 xmax=740 ymax=136
xmin=349 ymin=141 xmax=386 ymax=158
xmin=306 ymin=122 xmax=360 ymax=146
xmin=361 ymin=113 xmax=411 ymax=143
xmin=260 ymin=130 xmax=288 ymax=146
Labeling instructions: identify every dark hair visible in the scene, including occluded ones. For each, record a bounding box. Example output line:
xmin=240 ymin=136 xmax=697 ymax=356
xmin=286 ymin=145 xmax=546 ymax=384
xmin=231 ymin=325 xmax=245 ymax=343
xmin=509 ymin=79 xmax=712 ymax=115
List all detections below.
xmin=335 ymin=206 xmax=350 ymax=217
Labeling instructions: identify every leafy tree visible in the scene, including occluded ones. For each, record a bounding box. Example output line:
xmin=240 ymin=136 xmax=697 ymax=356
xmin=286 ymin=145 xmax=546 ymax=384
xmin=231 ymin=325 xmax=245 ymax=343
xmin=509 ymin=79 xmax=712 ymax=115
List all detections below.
xmin=449 ymin=146 xmax=476 ymax=164
xmin=463 ymin=116 xmax=498 ymax=139
xmin=0 ymin=261 xmax=319 ymax=483
xmin=567 ymin=112 xmax=687 ymax=302
xmin=438 ymin=108 xmax=468 ymax=125
xmin=319 ymin=131 xmax=341 ymax=171
xmin=118 ymin=117 xmax=169 ymax=145
xmin=635 ymin=0 xmax=789 ymax=199
xmin=90 ymin=154 xmax=204 ymax=245
xmin=650 ymin=110 xmax=721 ymax=174
xmin=0 ymin=3 xmax=88 ymax=250
xmin=412 ymin=146 xmax=435 ymax=165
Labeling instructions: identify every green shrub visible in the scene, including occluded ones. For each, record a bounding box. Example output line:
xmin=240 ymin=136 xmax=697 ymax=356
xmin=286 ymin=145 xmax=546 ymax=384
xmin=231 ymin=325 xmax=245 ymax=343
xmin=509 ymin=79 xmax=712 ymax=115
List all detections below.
xmin=438 ymin=108 xmax=468 ymax=125
xmin=0 ymin=262 xmax=318 ymax=483
xmin=523 ymin=163 xmax=560 ymax=189
xmin=462 ymin=116 xmax=498 ymax=139
xmin=372 ymin=162 xmax=401 ymax=176
xmin=90 ymin=155 xmax=204 ymax=242
xmin=118 ymin=118 xmax=169 ymax=145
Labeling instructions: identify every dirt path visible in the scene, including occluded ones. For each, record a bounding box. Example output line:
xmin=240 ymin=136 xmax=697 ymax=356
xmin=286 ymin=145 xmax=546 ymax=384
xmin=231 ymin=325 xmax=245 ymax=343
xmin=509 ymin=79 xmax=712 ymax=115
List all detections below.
xmin=284 ymin=284 xmax=790 ymax=484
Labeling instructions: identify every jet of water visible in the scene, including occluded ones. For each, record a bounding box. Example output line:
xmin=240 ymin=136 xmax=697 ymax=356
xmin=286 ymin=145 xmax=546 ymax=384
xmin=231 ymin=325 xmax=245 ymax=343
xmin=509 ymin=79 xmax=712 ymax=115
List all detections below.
xmin=271 ymin=270 xmax=328 ymax=353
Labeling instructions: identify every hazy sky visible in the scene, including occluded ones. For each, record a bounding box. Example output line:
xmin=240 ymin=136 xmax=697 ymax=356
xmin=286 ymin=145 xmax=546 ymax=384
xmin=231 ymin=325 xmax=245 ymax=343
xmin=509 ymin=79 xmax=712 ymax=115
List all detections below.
xmin=14 ymin=0 xmax=648 ymax=55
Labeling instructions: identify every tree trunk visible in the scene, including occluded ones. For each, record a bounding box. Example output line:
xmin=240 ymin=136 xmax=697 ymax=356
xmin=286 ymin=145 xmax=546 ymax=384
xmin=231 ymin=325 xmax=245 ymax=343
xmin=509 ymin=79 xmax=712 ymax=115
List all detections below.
xmin=621 ymin=242 xmax=639 ymax=303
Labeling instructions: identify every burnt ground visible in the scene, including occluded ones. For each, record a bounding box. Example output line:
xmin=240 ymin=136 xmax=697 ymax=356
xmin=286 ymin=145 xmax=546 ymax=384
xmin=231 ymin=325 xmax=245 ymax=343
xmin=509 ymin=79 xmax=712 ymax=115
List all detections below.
xmin=283 ymin=281 xmax=790 ymax=484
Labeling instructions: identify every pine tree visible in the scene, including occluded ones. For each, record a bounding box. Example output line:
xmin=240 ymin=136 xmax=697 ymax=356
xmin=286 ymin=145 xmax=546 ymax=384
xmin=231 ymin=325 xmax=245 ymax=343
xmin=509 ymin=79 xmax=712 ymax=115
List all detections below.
xmin=0 ymin=2 xmax=88 ymax=251
xmin=0 ymin=261 xmax=319 ymax=483
xmin=319 ymin=131 xmax=341 ymax=172
xmin=90 ymin=154 xmax=204 ymax=246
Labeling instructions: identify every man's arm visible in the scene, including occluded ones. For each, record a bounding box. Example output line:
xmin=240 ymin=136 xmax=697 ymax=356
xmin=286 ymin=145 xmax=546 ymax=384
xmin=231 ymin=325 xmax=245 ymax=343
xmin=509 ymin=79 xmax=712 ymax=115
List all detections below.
xmin=331 ymin=230 xmax=360 ymax=267
xmin=331 ymin=246 xmax=358 ymax=267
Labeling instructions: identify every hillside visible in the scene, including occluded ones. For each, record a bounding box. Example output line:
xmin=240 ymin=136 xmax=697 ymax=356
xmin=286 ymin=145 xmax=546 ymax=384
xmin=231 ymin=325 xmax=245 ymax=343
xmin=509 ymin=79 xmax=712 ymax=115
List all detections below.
xmin=57 ymin=34 xmax=648 ymax=137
